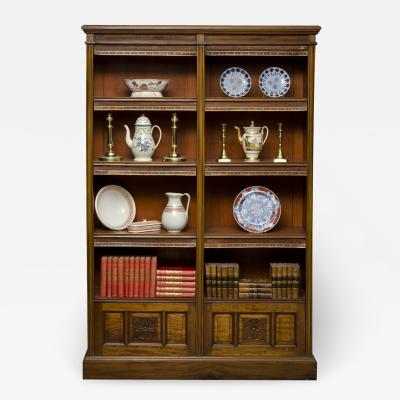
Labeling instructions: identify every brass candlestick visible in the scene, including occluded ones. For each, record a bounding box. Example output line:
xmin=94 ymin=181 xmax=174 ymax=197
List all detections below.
xmin=273 ymin=122 xmax=287 ymax=163
xmin=218 ymin=123 xmax=231 ymax=162
xmin=99 ymin=113 xmax=122 ymax=161
xmin=163 ymin=113 xmax=186 ymax=162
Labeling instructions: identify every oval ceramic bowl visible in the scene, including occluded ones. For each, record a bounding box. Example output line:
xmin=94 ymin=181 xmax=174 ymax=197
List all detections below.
xmin=95 ymin=185 xmax=136 ymax=230
xmin=123 ymin=79 xmax=169 ymax=97
xmin=233 ymin=186 xmax=281 ymax=233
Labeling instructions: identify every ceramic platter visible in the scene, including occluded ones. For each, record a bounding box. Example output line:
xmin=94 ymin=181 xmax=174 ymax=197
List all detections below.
xmin=220 ymin=67 xmax=251 ymax=97
xmin=95 ymin=185 xmax=136 ymax=230
xmin=259 ymin=67 xmax=291 ymax=97
xmin=233 ymin=186 xmax=281 ymax=233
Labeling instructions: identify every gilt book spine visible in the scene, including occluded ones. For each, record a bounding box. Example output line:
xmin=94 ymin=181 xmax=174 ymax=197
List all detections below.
xmin=117 ymin=257 xmax=124 ymax=298
xmin=128 ymin=256 xmax=134 ymax=298
xmin=144 ymin=256 xmax=151 ymax=298
xmin=156 ymin=275 xmax=195 ymax=282
xmin=124 ymin=256 xmax=129 ymax=297
xmin=211 ymin=263 xmax=217 ymax=298
xmin=233 ymin=263 xmax=239 ymax=299
xmin=205 ymin=263 xmax=212 ymax=298
xmin=133 ymin=256 xmax=140 ymax=297
xmin=150 ymin=256 xmax=157 ymax=298
xmin=139 ymin=256 xmax=145 ymax=297
xmin=100 ymin=256 xmax=107 ymax=297
xmin=106 ymin=256 xmax=112 ymax=297
xmin=111 ymin=256 xmax=118 ymax=297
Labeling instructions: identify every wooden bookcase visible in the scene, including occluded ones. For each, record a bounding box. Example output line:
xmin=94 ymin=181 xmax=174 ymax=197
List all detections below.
xmin=82 ymin=25 xmax=320 ymax=379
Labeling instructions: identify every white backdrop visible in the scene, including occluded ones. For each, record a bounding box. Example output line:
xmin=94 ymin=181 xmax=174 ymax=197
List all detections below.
xmin=1 ymin=0 xmax=399 ymax=398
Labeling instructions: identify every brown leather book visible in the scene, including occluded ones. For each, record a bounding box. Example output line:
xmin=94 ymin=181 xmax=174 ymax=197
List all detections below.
xmin=293 ymin=263 xmax=300 ymax=299
xmin=216 ymin=263 xmax=222 ymax=298
xmin=221 ymin=263 xmax=228 ymax=299
xmin=100 ymin=256 xmax=107 ymax=297
xmin=239 ymin=293 xmax=273 ymax=299
xmin=282 ymin=263 xmax=287 ymax=298
xmin=211 ymin=263 xmax=217 ymax=298
xmin=205 ymin=263 xmax=212 ymax=298
xmin=233 ymin=263 xmax=239 ymax=299
xmin=239 ymin=288 xmax=272 ymax=293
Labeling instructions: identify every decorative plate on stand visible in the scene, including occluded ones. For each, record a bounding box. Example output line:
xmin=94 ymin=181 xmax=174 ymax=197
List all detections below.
xmin=233 ymin=186 xmax=281 ymax=233
xmin=220 ymin=67 xmax=252 ymax=97
xmin=95 ymin=185 xmax=136 ymax=230
xmin=259 ymin=67 xmax=291 ymax=97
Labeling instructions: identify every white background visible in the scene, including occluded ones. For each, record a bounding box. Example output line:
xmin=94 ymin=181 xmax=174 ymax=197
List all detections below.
xmin=1 ymin=0 xmax=399 ymax=398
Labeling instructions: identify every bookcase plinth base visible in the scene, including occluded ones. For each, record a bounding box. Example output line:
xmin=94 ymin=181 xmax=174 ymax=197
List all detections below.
xmin=83 ymin=353 xmax=317 ymax=380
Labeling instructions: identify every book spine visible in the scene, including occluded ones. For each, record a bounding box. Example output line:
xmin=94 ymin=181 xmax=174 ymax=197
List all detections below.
xmin=239 ymin=288 xmax=273 ymax=293
xmin=217 ymin=263 xmax=221 ymax=298
xmin=139 ymin=256 xmax=145 ymax=297
xmin=233 ymin=263 xmax=239 ymax=299
xmin=100 ymin=256 xmax=107 ymax=297
xmin=106 ymin=256 xmax=112 ymax=297
xmin=150 ymin=256 xmax=157 ymax=298
xmin=221 ymin=263 xmax=228 ymax=299
xmin=156 ymin=271 xmax=196 ymax=276
xmin=157 ymin=267 xmax=196 ymax=271
xmin=124 ymin=256 xmax=129 ymax=297
xmin=157 ymin=281 xmax=196 ymax=288
xmin=239 ymin=293 xmax=272 ymax=299
xmin=271 ymin=264 xmax=276 ymax=299
xmin=156 ymin=275 xmax=196 ymax=282
xmin=287 ymin=264 xmax=292 ymax=300
xmin=211 ymin=263 xmax=216 ymax=298
xmin=156 ymin=292 xmax=196 ymax=297
xmin=117 ymin=257 xmax=124 ymax=298
xmin=205 ymin=263 xmax=211 ymax=298
xmin=227 ymin=263 xmax=233 ymax=299
xmin=144 ymin=256 xmax=151 ymax=298
xmin=277 ymin=263 xmax=282 ymax=298
xmin=293 ymin=263 xmax=300 ymax=299
xmin=133 ymin=256 xmax=140 ymax=297
xmin=156 ymin=287 xmax=196 ymax=293
xmin=128 ymin=256 xmax=134 ymax=298
xmin=111 ymin=256 xmax=118 ymax=297
xmin=282 ymin=264 xmax=287 ymax=298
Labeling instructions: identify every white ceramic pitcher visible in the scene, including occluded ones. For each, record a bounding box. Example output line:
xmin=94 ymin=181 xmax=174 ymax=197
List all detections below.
xmin=161 ymin=192 xmax=190 ymax=233
xmin=124 ymin=114 xmax=162 ymax=161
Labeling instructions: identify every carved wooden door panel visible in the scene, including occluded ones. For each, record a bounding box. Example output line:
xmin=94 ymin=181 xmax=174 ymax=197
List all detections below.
xmin=94 ymin=302 xmax=195 ymax=356
xmin=204 ymin=302 xmax=305 ymax=356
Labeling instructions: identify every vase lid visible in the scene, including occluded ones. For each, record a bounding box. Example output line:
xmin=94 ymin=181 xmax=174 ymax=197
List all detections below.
xmin=135 ymin=114 xmax=151 ymax=126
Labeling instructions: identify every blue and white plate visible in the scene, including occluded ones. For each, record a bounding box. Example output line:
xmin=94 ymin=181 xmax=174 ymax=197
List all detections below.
xmin=220 ymin=67 xmax=251 ymax=97
xmin=233 ymin=186 xmax=281 ymax=233
xmin=259 ymin=67 xmax=291 ymax=97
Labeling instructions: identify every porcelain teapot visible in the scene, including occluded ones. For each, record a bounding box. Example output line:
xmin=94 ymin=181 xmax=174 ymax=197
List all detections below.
xmin=161 ymin=192 xmax=190 ymax=233
xmin=235 ymin=121 xmax=269 ymax=162
xmin=124 ymin=114 xmax=162 ymax=162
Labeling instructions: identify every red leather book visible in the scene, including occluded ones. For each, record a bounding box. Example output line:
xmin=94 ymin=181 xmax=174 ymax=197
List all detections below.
xmin=124 ymin=256 xmax=129 ymax=297
xmin=156 ymin=292 xmax=196 ymax=297
xmin=139 ymin=256 xmax=145 ymax=297
xmin=157 ymin=267 xmax=196 ymax=271
xmin=111 ymin=257 xmax=118 ymax=297
xmin=144 ymin=256 xmax=151 ymax=298
xmin=156 ymin=281 xmax=196 ymax=288
xmin=106 ymin=256 xmax=112 ymax=297
xmin=156 ymin=287 xmax=195 ymax=292
xmin=117 ymin=257 xmax=124 ymax=298
xmin=156 ymin=275 xmax=196 ymax=282
xmin=156 ymin=270 xmax=196 ymax=276
xmin=128 ymin=256 xmax=134 ymax=298
xmin=100 ymin=256 xmax=107 ymax=297
xmin=133 ymin=256 xmax=140 ymax=297
xmin=150 ymin=256 xmax=157 ymax=298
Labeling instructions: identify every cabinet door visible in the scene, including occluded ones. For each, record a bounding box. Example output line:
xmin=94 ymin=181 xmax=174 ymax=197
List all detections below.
xmin=204 ymin=302 xmax=305 ymax=356
xmin=95 ymin=302 xmax=195 ymax=356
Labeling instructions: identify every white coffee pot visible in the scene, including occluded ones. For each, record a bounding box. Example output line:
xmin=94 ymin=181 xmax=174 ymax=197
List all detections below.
xmin=124 ymin=114 xmax=162 ymax=161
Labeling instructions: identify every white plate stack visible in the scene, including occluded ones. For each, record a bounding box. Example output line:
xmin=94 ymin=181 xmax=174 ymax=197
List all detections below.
xmin=127 ymin=220 xmax=162 ymax=234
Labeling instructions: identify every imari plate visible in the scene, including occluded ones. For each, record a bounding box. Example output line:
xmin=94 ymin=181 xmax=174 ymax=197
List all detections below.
xmin=233 ymin=186 xmax=281 ymax=233
xmin=220 ymin=67 xmax=252 ymax=97
xmin=259 ymin=67 xmax=291 ymax=97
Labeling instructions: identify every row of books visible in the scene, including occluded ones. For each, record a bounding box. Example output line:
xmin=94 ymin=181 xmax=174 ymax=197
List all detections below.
xmin=270 ymin=263 xmax=301 ymax=299
xmin=156 ymin=267 xmax=196 ymax=298
xmin=238 ymin=279 xmax=272 ymax=299
xmin=205 ymin=263 xmax=239 ymax=299
xmin=99 ymin=256 xmax=197 ymax=298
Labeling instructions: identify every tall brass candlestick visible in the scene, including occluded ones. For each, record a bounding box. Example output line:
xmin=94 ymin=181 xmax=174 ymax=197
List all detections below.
xmin=99 ymin=113 xmax=122 ymax=161
xmin=218 ymin=123 xmax=231 ymax=162
xmin=163 ymin=113 xmax=186 ymax=162
xmin=273 ymin=122 xmax=287 ymax=163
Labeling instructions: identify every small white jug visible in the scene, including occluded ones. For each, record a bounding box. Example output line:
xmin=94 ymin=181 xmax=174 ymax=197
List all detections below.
xmin=161 ymin=192 xmax=190 ymax=233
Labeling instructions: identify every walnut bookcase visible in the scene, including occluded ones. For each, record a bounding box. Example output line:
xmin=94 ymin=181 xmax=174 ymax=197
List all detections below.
xmin=82 ymin=25 xmax=320 ymax=380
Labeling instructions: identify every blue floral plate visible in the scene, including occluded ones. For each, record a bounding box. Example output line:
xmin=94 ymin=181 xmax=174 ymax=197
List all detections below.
xmin=220 ymin=67 xmax=251 ymax=97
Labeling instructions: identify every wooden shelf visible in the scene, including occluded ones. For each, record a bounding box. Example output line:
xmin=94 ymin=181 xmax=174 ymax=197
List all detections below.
xmin=95 ymin=297 xmax=196 ymax=303
xmin=205 ymin=160 xmax=307 ymax=176
xmin=204 ymin=226 xmax=306 ymax=248
xmin=93 ymin=227 xmax=196 ymax=248
xmin=94 ymin=97 xmax=197 ymax=111
xmin=94 ymin=159 xmax=196 ymax=176
xmin=205 ymin=97 xmax=307 ymax=112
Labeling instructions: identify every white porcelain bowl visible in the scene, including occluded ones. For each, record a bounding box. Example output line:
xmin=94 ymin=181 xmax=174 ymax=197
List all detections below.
xmin=95 ymin=185 xmax=136 ymax=230
xmin=123 ymin=79 xmax=169 ymax=97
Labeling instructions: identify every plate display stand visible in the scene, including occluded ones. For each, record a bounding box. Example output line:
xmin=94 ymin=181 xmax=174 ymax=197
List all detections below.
xmin=82 ymin=25 xmax=320 ymax=380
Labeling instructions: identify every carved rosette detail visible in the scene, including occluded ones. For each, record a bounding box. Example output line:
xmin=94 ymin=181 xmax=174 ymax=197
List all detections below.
xmin=132 ymin=317 xmax=158 ymax=341
xmin=241 ymin=318 xmax=266 ymax=342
